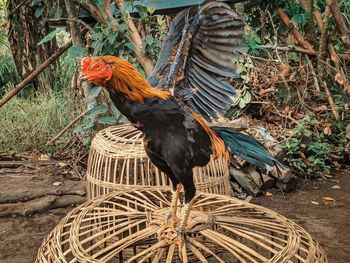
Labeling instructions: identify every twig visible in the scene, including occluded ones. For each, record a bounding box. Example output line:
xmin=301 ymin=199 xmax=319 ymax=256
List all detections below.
xmin=317 ymin=0 xmax=333 ymax=79
xmin=10 ymin=0 xmax=31 ymax=15
xmin=47 ymin=109 xmax=89 ymax=146
xmin=277 ymin=8 xmax=315 ymax=52
xmin=48 ymin=18 xmax=94 ymax=33
xmin=266 ymin=10 xmax=283 ymax=63
xmin=313 ymin=10 xmax=323 ymax=30
xmin=271 ymin=104 xmax=299 ymax=124
xmin=250 ymin=55 xmax=279 ymax=62
xmin=322 ymin=81 xmax=340 ymax=121
xmin=0 ymin=41 xmax=72 ymax=108
xmin=0 ymin=160 xmax=59 ymax=168
xmin=305 ymin=55 xmax=320 ymax=92
xmin=270 ymin=104 xmax=299 ymax=125
xmin=256 ymin=45 xmax=316 ymax=56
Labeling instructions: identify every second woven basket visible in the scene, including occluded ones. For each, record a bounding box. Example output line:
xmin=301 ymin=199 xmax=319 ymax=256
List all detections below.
xmin=86 ymin=124 xmax=231 ymax=199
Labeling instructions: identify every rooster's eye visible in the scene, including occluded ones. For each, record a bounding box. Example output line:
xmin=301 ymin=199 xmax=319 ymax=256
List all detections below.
xmin=95 ymin=64 xmax=102 ymax=70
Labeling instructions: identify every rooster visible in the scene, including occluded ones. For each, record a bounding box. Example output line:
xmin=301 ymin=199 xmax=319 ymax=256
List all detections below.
xmin=79 ymin=1 xmax=282 ymax=247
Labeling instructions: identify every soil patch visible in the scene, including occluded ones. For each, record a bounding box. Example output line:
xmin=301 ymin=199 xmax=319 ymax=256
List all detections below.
xmin=0 ymin=164 xmax=348 ymax=262
xmin=252 ymin=169 xmax=350 ymax=263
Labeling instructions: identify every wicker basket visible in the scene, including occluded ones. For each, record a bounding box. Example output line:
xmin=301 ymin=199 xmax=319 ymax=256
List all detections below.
xmin=36 ymin=188 xmax=327 ymax=263
xmin=86 ymin=125 xmax=231 ymax=199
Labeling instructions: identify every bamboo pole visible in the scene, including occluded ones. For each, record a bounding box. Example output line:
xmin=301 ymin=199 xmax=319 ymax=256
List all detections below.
xmin=0 ymin=41 xmax=72 ymax=108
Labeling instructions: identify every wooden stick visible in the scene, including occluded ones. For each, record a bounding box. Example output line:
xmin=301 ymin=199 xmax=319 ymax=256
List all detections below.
xmin=277 ymin=8 xmax=315 ymax=52
xmin=257 ymin=44 xmax=350 ymax=61
xmin=0 ymin=160 xmax=59 ymax=168
xmin=317 ymin=0 xmax=333 ymax=79
xmin=0 ymin=41 xmax=72 ymax=108
xmin=330 ymin=0 xmax=350 ymax=49
xmin=305 ymin=55 xmax=321 ymax=92
xmin=322 ymin=81 xmax=340 ymax=121
xmin=257 ymin=44 xmax=316 ymax=55
xmin=47 ymin=109 xmax=89 ymax=146
xmin=313 ymin=10 xmax=323 ymax=31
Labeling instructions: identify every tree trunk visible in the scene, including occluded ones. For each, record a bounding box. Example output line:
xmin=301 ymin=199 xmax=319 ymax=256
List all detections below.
xmin=330 ymin=0 xmax=350 ymax=49
xmin=64 ymin=0 xmax=83 ymax=47
xmin=6 ymin=0 xmax=58 ymax=89
xmin=299 ymin=0 xmax=316 ymax=45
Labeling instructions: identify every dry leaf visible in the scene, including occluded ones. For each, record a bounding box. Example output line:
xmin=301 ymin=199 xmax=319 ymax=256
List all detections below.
xmin=331 ymin=185 xmax=341 ymax=189
xmin=311 ymin=201 xmax=319 ymax=205
xmin=346 ymin=84 xmax=350 ymax=93
xmin=265 ymin=192 xmax=273 ymax=197
xmin=335 ymin=72 xmax=345 ymax=85
xmin=323 ymin=126 xmax=331 ymax=135
xmin=330 ymin=52 xmax=339 ymax=64
xmin=346 ymin=124 xmax=350 ymax=140
xmin=323 ymin=196 xmax=335 ymax=201
xmin=39 ymin=154 xmax=50 ymax=161
xmin=314 ymin=105 xmax=328 ymax=112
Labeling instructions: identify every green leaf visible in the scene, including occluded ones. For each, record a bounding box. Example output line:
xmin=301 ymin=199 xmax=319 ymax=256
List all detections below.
xmin=144 ymin=35 xmax=154 ymax=46
xmin=35 ymin=5 xmax=45 ymax=17
xmin=93 ymin=40 xmax=103 ymax=55
xmin=66 ymin=46 xmax=87 ymax=61
xmin=31 ymin=0 xmax=43 ymax=6
xmin=146 ymin=7 xmax=156 ymax=15
xmin=242 ymin=91 xmax=251 ymax=104
xmin=236 ymin=63 xmax=244 ymax=74
xmin=108 ymin=33 xmax=117 ymax=44
xmin=95 ymin=0 xmax=106 ymax=9
xmin=119 ymin=23 xmax=128 ymax=31
xmin=124 ymin=42 xmax=135 ymax=51
xmin=37 ymin=27 xmax=64 ymax=45
xmin=86 ymin=104 xmax=108 ymax=118
xmin=98 ymin=116 xmax=118 ymax=125
xmin=54 ymin=6 xmax=63 ymax=19
xmin=82 ymin=137 xmax=91 ymax=147
xmin=122 ymin=2 xmax=133 ymax=12
xmin=87 ymin=86 xmax=102 ymax=100
xmin=239 ymin=99 xmax=246 ymax=109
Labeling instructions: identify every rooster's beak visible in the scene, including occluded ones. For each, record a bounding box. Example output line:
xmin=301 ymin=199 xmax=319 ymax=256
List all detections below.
xmin=78 ymin=74 xmax=87 ymax=81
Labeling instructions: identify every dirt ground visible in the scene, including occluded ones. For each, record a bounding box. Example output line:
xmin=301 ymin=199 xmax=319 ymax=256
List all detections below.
xmin=0 ymin=166 xmax=349 ymax=263
xmin=253 ymin=169 xmax=350 ymax=263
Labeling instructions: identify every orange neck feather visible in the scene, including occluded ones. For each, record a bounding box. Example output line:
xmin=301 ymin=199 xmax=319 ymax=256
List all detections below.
xmin=190 ymin=111 xmax=229 ymax=159
xmin=106 ymin=56 xmax=170 ymax=104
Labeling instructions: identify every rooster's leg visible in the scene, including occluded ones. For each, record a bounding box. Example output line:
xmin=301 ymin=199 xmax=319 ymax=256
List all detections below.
xmin=177 ymin=197 xmax=195 ymax=239
xmin=157 ymin=184 xmax=182 ymax=237
xmin=169 ymin=184 xmax=182 ymax=225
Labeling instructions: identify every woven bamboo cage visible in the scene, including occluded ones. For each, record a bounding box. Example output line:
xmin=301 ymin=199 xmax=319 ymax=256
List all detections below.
xmin=36 ymin=188 xmax=327 ymax=263
xmin=86 ymin=125 xmax=231 ymax=199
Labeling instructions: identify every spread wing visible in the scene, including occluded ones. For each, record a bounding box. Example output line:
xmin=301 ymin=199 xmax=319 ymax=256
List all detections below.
xmin=148 ymin=1 xmax=245 ymax=122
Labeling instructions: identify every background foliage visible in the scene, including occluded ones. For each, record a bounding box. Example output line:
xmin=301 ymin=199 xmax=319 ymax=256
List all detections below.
xmin=0 ymin=0 xmax=349 ymax=177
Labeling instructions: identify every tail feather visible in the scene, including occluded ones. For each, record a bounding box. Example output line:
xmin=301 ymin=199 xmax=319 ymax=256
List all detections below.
xmin=213 ymin=127 xmax=283 ymax=172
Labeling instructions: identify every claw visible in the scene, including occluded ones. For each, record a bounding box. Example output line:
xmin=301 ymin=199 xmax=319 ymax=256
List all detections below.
xmin=177 ymin=229 xmax=185 ymax=251
xmin=156 ymin=211 xmax=180 ymax=238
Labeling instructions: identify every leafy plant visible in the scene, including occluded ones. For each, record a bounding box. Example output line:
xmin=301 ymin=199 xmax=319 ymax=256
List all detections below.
xmin=0 ymin=0 xmax=8 ymax=50
xmin=0 ymin=88 xmax=79 ymax=153
xmin=282 ymin=116 xmax=346 ymax=176
xmin=0 ymin=54 xmax=19 ymax=94
xmin=244 ymin=29 xmax=262 ymax=57
xmin=227 ymin=55 xmax=253 ymax=119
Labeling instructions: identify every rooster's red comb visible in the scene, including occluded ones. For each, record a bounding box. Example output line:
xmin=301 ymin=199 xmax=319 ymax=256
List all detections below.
xmin=81 ymin=56 xmax=92 ymax=71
